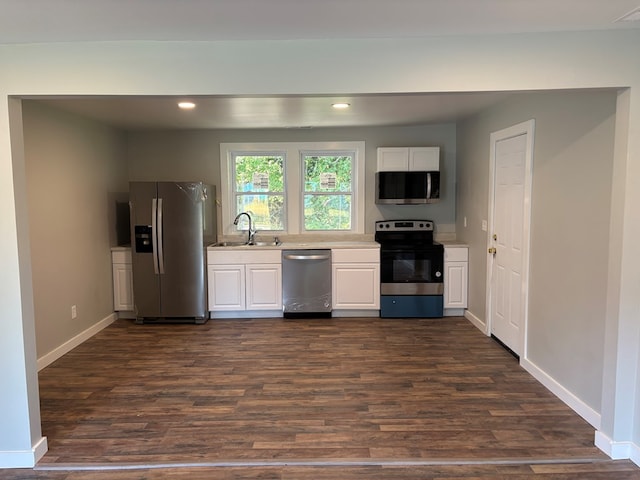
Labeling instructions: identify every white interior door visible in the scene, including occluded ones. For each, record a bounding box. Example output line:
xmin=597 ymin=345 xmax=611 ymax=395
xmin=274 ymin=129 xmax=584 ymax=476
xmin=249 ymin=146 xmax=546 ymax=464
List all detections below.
xmin=487 ymin=120 xmax=534 ymax=356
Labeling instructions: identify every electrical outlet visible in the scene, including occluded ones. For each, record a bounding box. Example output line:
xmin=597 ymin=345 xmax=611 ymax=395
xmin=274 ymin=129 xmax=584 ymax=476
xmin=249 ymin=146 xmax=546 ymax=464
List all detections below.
xmin=71 ymin=305 xmax=77 ymax=319
xmin=464 ymin=216 xmax=467 ymax=228
xmin=482 ymin=220 xmax=488 ymax=231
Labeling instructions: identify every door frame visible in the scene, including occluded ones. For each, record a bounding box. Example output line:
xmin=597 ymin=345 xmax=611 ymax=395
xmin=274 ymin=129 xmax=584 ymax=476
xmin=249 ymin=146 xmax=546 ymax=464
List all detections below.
xmin=485 ymin=119 xmax=535 ymax=359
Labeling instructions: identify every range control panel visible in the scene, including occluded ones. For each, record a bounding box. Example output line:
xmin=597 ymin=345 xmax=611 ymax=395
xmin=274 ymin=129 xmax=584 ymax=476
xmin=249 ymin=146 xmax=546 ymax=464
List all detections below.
xmin=375 ymin=220 xmax=434 ymax=232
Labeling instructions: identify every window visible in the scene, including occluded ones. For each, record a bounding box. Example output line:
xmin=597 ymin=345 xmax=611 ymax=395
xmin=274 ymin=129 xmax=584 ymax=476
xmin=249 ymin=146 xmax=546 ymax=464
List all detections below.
xmin=302 ymin=153 xmax=353 ymax=231
xmin=232 ymin=153 xmax=285 ymax=231
xmin=220 ymin=142 xmax=365 ymax=236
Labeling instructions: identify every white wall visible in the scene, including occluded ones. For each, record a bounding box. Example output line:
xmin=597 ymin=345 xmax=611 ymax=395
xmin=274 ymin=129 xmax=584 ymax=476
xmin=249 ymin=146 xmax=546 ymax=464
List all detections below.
xmin=457 ymin=89 xmax=617 ymax=413
xmin=125 ymin=124 xmax=457 ymax=235
xmin=22 ymin=101 xmax=128 ymax=358
xmin=1 ymin=30 xmax=639 ymax=466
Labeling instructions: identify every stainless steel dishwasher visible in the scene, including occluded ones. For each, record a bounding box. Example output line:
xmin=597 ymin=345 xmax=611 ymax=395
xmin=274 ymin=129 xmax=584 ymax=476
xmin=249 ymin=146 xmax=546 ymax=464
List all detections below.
xmin=282 ymin=249 xmax=332 ymax=318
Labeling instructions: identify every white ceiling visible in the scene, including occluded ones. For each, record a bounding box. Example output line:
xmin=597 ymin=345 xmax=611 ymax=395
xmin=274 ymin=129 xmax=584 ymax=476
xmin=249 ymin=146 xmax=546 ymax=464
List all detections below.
xmin=37 ymin=93 xmax=516 ymax=130
xmin=2 ymin=0 xmax=639 ymax=43
xmin=11 ymin=0 xmax=639 ymax=130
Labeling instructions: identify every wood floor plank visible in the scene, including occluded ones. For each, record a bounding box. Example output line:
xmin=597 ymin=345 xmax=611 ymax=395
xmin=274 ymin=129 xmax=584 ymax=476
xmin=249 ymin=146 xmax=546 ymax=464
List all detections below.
xmin=1 ymin=316 xmax=637 ymax=479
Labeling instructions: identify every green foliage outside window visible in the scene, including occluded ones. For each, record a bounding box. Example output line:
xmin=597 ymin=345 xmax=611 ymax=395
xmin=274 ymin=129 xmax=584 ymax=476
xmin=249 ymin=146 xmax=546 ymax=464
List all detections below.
xmin=303 ymin=155 xmax=353 ymax=230
xmin=233 ymin=152 xmax=354 ymax=231
xmin=234 ymin=155 xmax=285 ymax=231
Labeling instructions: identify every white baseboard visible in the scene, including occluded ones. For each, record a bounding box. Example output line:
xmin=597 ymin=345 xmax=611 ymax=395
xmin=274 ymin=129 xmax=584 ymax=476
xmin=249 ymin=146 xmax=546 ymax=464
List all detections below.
xmin=37 ymin=313 xmax=117 ymax=371
xmin=464 ymin=310 xmax=487 ymax=334
xmin=0 ymin=436 xmax=47 ymax=468
xmin=521 ymin=357 xmax=601 ymax=429
xmin=210 ymin=310 xmax=283 ymax=319
xmin=632 ymin=442 xmax=640 ymax=467
xmin=595 ymin=430 xmax=640 ymax=466
xmin=333 ymin=310 xmax=379 ymax=318
xmin=210 ymin=310 xmax=383 ymax=319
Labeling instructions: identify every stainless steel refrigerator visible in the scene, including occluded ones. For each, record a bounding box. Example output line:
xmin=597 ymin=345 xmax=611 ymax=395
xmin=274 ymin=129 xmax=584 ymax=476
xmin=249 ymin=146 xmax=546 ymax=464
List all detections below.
xmin=129 ymin=182 xmax=216 ymax=323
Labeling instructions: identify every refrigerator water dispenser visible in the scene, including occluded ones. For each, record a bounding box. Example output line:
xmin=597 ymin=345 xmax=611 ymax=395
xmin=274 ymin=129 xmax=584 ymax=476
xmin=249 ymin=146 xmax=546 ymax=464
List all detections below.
xmin=134 ymin=225 xmax=153 ymax=253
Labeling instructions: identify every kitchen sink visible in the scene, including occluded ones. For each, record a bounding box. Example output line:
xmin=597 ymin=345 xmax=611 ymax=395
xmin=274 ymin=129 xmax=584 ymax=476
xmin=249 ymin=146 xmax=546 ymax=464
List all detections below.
xmin=212 ymin=241 xmax=248 ymax=247
xmin=211 ymin=239 xmax=282 ymax=247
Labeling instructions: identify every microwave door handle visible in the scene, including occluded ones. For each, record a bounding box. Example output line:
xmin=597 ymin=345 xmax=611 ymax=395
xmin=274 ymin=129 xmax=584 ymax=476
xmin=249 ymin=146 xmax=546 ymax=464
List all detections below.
xmin=427 ymin=173 xmax=432 ymax=199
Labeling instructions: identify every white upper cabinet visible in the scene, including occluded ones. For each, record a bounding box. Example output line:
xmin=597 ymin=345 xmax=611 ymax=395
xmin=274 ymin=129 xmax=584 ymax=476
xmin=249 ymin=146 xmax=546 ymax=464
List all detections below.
xmin=377 ymin=147 xmax=410 ymax=171
xmin=409 ymin=147 xmax=440 ymax=171
xmin=377 ymin=147 xmax=440 ymax=172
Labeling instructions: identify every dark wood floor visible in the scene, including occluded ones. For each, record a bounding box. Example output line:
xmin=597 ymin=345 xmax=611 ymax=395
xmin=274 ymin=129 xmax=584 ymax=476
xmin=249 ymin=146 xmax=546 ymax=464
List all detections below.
xmin=3 ymin=317 xmax=639 ymax=479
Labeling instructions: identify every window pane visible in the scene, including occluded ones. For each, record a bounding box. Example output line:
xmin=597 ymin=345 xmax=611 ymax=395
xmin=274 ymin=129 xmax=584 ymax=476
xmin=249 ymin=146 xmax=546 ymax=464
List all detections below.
xmin=304 ymin=155 xmax=352 ymax=192
xmin=303 ymin=194 xmax=351 ymax=230
xmin=235 ymin=155 xmax=284 ymax=192
xmin=236 ymin=194 xmax=284 ymax=231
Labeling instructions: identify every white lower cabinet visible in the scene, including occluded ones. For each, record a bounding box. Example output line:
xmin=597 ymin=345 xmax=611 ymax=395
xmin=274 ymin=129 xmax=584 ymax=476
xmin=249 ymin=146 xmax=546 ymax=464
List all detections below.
xmin=208 ymin=264 xmax=245 ymax=310
xmin=444 ymin=246 xmax=468 ymax=315
xmin=207 ymin=249 xmax=282 ymax=314
xmin=332 ymin=248 xmax=380 ymax=310
xmin=208 ymin=246 xmax=380 ymax=317
xmin=111 ymin=249 xmax=134 ymax=311
xmin=246 ymin=264 xmax=282 ymax=310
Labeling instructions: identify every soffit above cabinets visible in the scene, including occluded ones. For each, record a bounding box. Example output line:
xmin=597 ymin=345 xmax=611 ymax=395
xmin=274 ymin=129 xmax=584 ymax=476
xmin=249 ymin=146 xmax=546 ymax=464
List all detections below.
xmin=33 ymin=92 xmax=513 ymax=130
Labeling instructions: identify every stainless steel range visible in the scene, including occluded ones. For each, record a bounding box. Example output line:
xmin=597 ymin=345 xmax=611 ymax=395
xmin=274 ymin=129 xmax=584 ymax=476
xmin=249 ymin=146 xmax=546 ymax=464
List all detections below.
xmin=375 ymin=220 xmax=444 ymax=318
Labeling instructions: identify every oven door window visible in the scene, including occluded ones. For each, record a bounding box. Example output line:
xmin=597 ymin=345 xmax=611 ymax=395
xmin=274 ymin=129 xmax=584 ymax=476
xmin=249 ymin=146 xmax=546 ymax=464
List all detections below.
xmin=381 ymin=247 xmax=443 ymax=283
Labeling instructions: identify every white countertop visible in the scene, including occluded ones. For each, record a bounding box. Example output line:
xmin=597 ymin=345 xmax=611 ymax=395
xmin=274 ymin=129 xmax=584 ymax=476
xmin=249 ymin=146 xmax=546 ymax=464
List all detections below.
xmin=439 ymin=240 xmax=469 ymax=248
xmin=207 ymin=240 xmax=379 ymax=251
xmin=113 ymin=241 xmax=380 ymax=252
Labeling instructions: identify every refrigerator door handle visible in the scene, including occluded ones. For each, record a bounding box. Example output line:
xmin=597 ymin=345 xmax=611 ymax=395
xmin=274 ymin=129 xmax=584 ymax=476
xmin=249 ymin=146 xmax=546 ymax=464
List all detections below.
xmin=157 ymin=197 xmax=165 ymax=274
xmin=151 ymin=198 xmax=159 ymax=275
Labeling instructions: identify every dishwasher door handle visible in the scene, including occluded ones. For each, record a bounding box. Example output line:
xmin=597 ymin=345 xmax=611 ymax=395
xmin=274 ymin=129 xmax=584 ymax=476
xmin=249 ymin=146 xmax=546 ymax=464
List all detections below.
xmin=283 ymin=253 xmax=331 ymax=261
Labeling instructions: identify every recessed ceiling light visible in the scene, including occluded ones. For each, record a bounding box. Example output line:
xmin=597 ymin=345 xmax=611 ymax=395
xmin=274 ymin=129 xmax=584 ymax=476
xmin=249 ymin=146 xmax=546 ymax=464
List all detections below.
xmin=178 ymin=101 xmax=196 ymax=110
xmin=332 ymin=102 xmax=350 ymax=109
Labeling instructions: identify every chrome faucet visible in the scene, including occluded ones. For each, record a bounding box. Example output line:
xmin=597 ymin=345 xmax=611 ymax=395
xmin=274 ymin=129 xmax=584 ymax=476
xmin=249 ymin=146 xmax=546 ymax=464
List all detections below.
xmin=233 ymin=212 xmax=257 ymax=244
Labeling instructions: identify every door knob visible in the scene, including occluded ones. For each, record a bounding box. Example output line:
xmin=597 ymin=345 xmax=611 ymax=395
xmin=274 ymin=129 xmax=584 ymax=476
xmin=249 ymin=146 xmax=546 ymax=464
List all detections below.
xmin=488 ymin=247 xmax=497 ymax=255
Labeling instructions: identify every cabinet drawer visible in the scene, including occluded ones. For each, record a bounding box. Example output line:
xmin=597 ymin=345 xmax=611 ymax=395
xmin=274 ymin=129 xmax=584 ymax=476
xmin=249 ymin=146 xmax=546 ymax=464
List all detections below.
xmin=111 ymin=250 xmax=132 ymax=264
xmin=208 ymin=249 xmax=281 ymax=265
xmin=444 ymin=247 xmax=468 ymax=262
xmin=332 ymin=248 xmax=379 ymax=263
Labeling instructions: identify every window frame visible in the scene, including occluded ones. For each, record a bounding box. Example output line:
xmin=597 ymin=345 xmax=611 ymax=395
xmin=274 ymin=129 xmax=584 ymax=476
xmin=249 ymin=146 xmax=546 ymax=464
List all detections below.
xmin=300 ymin=149 xmax=356 ymax=232
xmin=230 ymin=150 xmax=287 ymax=232
xmin=220 ymin=141 xmax=365 ymax=236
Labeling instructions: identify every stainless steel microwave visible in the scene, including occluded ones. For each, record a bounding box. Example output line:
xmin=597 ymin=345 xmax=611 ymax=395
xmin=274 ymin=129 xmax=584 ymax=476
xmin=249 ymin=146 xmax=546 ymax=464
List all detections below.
xmin=375 ymin=171 xmax=440 ymax=205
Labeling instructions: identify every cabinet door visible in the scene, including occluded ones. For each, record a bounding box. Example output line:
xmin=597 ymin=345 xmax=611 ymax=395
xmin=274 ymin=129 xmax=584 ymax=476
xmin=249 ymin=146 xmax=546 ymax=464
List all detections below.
xmin=377 ymin=147 xmax=409 ymax=171
xmin=332 ymin=263 xmax=380 ymax=309
xmin=246 ymin=264 xmax=282 ymax=310
xmin=409 ymin=147 xmax=440 ymax=171
xmin=113 ymin=263 xmax=134 ymax=311
xmin=208 ymin=264 xmax=245 ymax=311
xmin=444 ymin=261 xmax=468 ymax=308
